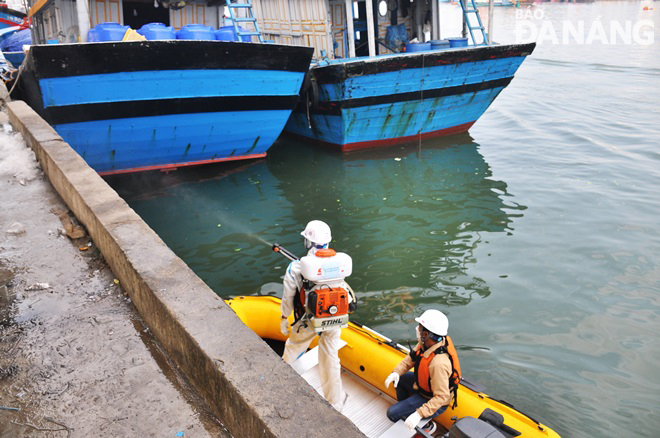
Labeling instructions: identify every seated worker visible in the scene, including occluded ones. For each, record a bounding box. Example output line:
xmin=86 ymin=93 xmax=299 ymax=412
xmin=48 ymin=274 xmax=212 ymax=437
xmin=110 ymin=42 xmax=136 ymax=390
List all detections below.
xmin=384 ymin=309 xmax=460 ymax=434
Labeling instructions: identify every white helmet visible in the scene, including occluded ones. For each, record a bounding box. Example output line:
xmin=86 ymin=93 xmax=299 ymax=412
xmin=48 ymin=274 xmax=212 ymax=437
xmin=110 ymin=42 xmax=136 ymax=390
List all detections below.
xmin=301 ymin=220 xmax=332 ymax=248
xmin=415 ymin=309 xmax=448 ymax=337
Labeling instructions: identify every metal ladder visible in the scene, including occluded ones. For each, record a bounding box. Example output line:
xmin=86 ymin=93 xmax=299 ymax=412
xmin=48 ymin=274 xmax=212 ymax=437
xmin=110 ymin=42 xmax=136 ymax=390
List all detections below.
xmin=458 ymin=0 xmax=489 ymax=45
xmin=225 ymin=0 xmax=266 ymax=43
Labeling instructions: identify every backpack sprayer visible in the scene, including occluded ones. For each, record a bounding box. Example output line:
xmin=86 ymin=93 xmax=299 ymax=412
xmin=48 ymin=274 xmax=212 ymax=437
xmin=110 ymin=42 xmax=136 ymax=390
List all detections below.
xmin=272 ymin=243 xmax=357 ymax=331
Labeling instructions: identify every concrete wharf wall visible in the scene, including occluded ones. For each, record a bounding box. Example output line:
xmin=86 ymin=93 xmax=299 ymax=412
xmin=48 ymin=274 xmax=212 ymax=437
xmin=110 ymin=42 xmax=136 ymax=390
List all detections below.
xmin=5 ymin=99 xmax=365 ymax=438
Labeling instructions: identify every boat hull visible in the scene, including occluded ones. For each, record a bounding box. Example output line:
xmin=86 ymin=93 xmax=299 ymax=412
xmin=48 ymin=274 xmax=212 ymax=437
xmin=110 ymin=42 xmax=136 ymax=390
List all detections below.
xmin=15 ymin=40 xmax=314 ymax=174
xmin=0 ymin=6 xmax=25 ymax=29
xmin=285 ymin=43 xmax=535 ymax=151
xmin=227 ymin=295 xmax=560 ymax=437
xmin=2 ymin=51 xmax=24 ymax=66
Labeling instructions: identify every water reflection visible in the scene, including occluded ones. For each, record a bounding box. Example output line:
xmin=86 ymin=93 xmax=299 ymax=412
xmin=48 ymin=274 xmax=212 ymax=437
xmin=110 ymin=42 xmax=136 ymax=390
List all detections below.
xmin=109 ymin=134 xmax=526 ymax=329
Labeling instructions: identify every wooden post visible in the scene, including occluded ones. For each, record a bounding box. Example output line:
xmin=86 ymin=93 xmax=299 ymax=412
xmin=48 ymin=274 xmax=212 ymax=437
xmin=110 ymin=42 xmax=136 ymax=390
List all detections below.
xmin=345 ymin=0 xmax=356 ymax=58
xmin=487 ymin=0 xmax=494 ymax=44
xmin=365 ymin=0 xmax=376 ymax=57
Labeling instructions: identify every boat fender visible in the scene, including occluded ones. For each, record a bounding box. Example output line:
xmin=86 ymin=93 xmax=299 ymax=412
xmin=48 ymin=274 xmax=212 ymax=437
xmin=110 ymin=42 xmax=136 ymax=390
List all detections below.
xmin=478 ymin=409 xmax=521 ymax=437
xmin=300 ymin=72 xmax=319 ymax=129
xmin=305 ymin=74 xmax=320 ymax=112
xmin=448 ymin=417 xmax=506 ymax=438
xmin=301 ymin=71 xmax=312 ymax=94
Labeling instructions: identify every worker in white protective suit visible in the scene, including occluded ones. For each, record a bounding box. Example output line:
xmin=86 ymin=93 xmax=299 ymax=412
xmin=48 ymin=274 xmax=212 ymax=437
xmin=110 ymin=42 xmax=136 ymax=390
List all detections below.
xmin=280 ymin=220 xmax=352 ymax=411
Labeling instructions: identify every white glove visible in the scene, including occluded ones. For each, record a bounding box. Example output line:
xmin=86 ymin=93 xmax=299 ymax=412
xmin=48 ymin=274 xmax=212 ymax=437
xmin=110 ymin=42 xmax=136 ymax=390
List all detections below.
xmin=280 ymin=317 xmax=290 ymax=336
xmin=384 ymin=372 xmax=399 ymax=389
xmin=404 ymin=411 xmax=422 ymax=431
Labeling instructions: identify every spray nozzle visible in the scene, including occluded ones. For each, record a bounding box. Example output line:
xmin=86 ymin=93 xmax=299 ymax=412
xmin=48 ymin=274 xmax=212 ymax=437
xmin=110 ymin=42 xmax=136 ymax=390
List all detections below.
xmin=272 ymin=243 xmax=299 ymax=261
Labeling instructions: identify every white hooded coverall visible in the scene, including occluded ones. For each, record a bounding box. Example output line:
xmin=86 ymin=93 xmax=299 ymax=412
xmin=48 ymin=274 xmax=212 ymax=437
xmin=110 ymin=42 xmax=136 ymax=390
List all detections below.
xmin=281 ymin=248 xmax=347 ymax=411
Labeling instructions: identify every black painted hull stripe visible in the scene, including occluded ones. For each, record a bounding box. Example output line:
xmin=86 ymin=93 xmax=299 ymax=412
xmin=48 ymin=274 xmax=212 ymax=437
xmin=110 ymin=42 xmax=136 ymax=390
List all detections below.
xmin=0 ymin=6 xmax=26 ymax=18
xmin=311 ymin=43 xmax=536 ymax=84
xmin=307 ymin=77 xmax=513 ymax=116
xmin=44 ymin=95 xmax=300 ymax=125
xmin=27 ymin=41 xmax=315 ymax=78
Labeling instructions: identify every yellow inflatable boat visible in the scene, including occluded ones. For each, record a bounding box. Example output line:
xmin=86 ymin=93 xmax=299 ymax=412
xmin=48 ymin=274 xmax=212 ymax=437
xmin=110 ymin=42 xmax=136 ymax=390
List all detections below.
xmin=227 ymin=295 xmax=560 ymax=438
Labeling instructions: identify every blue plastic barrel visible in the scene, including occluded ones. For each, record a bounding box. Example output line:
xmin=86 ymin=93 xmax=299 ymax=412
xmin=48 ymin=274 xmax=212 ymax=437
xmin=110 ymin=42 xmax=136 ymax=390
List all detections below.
xmin=215 ymin=25 xmax=251 ymax=43
xmin=176 ymin=24 xmax=216 ymax=40
xmin=405 ymin=42 xmax=431 ymax=53
xmin=447 ymin=37 xmax=469 ymax=48
xmin=430 ymin=39 xmax=450 ymax=50
xmin=88 ymin=22 xmax=130 ymax=42
xmin=137 ymin=22 xmax=176 ymax=40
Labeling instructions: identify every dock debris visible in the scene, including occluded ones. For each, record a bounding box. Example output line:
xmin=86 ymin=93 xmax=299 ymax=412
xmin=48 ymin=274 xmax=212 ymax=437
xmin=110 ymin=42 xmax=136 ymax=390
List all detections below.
xmin=25 ymin=283 xmax=51 ymax=291
xmin=11 ymin=416 xmax=73 ymax=438
xmin=5 ymin=221 xmax=26 ymax=235
xmin=52 ymin=208 xmax=86 ymax=239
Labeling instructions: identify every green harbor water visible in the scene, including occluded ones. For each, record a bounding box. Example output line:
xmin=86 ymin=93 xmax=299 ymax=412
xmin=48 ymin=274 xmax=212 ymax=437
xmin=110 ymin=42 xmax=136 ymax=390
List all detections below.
xmin=108 ymin=2 xmax=660 ymax=436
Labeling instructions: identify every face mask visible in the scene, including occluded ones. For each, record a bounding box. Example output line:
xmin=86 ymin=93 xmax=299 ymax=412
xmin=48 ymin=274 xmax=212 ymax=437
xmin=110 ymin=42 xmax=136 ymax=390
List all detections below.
xmin=416 ymin=325 xmax=425 ymax=343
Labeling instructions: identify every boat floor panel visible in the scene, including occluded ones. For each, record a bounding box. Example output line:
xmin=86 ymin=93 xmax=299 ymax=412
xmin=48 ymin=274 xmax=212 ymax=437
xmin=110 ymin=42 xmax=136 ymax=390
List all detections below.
xmin=295 ymin=347 xmax=411 ymax=438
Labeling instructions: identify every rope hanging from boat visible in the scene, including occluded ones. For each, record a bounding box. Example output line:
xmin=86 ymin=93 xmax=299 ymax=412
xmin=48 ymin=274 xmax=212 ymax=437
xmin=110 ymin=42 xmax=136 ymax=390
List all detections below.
xmin=0 ymin=65 xmax=17 ymax=84
xmin=419 ymin=53 xmax=425 ymax=147
xmin=0 ymin=56 xmax=18 ymax=84
xmin=4 ymin=61 xmax=23 ymax=96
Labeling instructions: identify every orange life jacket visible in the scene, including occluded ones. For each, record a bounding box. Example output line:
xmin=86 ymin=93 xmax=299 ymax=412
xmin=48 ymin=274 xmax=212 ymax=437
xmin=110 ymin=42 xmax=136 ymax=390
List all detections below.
xmin=411 ymin=336 xmax=462 ymax=408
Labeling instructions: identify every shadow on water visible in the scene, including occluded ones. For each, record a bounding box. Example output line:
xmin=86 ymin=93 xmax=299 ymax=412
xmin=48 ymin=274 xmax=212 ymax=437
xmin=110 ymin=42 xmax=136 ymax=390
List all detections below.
xmin=108 ymin=134 xmax=527 ymax=329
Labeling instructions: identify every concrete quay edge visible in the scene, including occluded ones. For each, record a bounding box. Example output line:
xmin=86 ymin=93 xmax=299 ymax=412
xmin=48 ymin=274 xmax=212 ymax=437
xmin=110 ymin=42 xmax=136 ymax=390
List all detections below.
xmin=6 ymin=100 xmax=365 ymax=438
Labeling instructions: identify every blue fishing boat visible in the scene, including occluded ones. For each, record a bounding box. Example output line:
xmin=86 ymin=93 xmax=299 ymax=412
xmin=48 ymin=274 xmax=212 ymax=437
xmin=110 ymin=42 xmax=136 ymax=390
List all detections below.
xmin=1 ymin=50 xmax=24 ymax=66
xmin=12 ymin=0 xmax=313 ymax=175
xmin=1 ymin=26 xmax=29 ymax=68
xmin=0 ymin=3 xmax=25 ymax=29
xmin=251 ymin=0 xmax=534 ymax=150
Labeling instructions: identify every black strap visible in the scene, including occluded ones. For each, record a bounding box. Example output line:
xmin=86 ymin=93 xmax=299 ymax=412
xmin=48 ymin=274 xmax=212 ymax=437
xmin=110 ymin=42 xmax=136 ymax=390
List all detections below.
xmin=444 ymin=351 xmax=459 ymax=409
xmin=292 ymin=288 xmax=306 ymax=325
